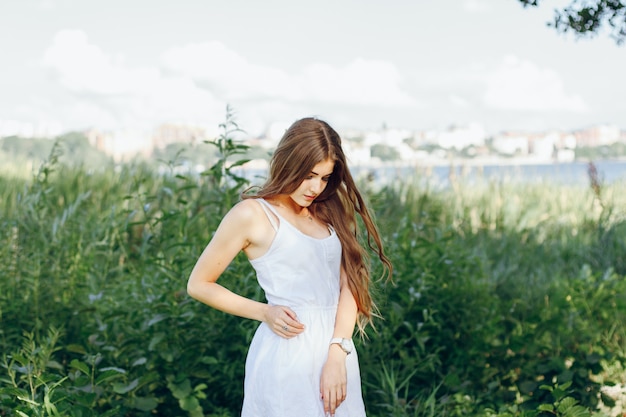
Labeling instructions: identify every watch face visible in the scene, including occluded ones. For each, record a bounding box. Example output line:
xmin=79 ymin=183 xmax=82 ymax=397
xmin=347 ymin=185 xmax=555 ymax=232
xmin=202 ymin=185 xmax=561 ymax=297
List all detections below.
xmin=341 ymin=339 xmax=352 ymax=353
xmin=330 ymin=338 xmax=353 ymax=354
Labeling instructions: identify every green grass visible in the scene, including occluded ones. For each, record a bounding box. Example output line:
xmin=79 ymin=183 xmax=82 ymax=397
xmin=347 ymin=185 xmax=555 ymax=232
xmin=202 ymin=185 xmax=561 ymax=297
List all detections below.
xmin=0 ymin=139 xmax=624 ymax=416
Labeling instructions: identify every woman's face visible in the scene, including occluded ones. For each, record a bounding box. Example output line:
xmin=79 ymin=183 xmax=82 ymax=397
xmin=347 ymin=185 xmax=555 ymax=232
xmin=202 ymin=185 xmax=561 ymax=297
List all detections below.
xmin=289 ymin=158 xmax=335 ymax=207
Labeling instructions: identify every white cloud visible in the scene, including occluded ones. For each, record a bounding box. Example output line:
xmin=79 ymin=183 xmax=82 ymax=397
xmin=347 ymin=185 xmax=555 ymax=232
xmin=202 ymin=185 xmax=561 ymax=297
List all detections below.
xmin=161 ymin=41 xmax=416 ymax=107
xmin=300 ymin=59 xmax=415 ymax=106
xmin=483 ymin=55 xmax=588 ymax=112
xmin=43 ymin=30 xmax=159 ymax=95
xmin=41 ymin=30 xmax=224 ymax=129
xmin=37 ymin=0 xmax=59 ymax=11
xmin=41 ymin=33 xmax=416 ymax=131
xmin=160 ymin=41 xmax=299 ymax=101
xmin=43 ymin=30 xmax=225 ymax=127
xmin=449 ymin=94 xmax=470 ymax=108
xmin=463 ymin=0 xmax=491 ymax=13
xmin=61 ymin=101 xmax=119 ymax=128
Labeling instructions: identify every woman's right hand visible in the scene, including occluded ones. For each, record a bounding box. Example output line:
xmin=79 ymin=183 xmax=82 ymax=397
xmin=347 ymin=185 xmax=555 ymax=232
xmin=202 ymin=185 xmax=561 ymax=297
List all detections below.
xmin=264 ymin=305 xmax=305 ymax=338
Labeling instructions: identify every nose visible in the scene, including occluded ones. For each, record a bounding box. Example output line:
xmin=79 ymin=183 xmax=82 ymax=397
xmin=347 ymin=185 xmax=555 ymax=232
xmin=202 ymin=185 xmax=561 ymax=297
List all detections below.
xmin=310 ymin=178 xmax=323 ymax=194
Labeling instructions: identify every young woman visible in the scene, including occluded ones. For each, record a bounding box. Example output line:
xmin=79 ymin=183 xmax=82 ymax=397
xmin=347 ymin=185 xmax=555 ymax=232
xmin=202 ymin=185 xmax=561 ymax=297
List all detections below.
xmin=187 ymin=117 xmax=392 ymax=417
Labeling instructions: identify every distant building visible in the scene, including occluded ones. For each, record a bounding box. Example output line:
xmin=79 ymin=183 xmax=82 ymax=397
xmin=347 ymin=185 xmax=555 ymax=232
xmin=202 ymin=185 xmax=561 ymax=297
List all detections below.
xmin=0 ymin=119 xmax=62 ymax=138
xmin=35 ymin=120 xmax=626 ymax=165
xmin=152 ymin=123 xmax=207 ymax=150
xmin=492 ymin=132 xmax=530 ymax=156
xmin=529 ymin=132 xmax=557 ymax=160
xmin=434 ymin=123 xmax=485 ymax=150
xmin=344 ymin=142 xmax=372 ymax=165
xmin=86 ymin=128 xmax=152 ymax=161
xmin=574 ymin=125 xmax=621 ymax=147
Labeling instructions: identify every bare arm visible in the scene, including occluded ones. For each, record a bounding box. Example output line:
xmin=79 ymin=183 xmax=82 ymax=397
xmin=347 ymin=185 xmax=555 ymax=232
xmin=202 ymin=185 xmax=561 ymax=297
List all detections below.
xmin=331 ymin=273 xmax=359 ymax=341
xmin=320 ymin=268 xmax=359 ymax=416
xmin=187 ymin=200 xmax=304 ymax=336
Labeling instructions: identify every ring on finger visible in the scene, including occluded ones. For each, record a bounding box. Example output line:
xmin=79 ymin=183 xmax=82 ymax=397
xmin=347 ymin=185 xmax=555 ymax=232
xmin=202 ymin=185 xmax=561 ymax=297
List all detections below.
xmin=282 ymin=325 xmax=288 ymax=331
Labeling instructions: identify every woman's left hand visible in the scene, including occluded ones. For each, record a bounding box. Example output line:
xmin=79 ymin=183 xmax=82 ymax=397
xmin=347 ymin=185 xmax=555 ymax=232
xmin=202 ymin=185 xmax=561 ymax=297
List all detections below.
xmin=320 ymin=346 xmax=347 ymax=416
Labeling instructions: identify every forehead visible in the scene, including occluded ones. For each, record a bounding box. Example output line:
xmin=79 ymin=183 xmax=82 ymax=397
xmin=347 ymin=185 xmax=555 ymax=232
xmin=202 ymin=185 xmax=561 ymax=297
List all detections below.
xmin=311 ymin=159 xmax=335 ymax=175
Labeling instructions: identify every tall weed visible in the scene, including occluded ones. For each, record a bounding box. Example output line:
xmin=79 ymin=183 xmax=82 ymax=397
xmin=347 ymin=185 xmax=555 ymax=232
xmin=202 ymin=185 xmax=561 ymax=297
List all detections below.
xmin=1 ymin=123 xmax=625 ymax=416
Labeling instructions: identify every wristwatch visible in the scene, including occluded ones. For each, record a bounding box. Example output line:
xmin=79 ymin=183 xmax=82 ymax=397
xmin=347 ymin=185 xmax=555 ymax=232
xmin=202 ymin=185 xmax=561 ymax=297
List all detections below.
xmin=329 ymin=337 xmax=353 ymax=355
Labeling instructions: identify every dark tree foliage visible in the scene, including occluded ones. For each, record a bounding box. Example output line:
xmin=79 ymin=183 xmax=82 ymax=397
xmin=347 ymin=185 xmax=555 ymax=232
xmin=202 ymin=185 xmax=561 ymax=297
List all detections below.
xmin=519 ymin=0 xmax=626 ymax=44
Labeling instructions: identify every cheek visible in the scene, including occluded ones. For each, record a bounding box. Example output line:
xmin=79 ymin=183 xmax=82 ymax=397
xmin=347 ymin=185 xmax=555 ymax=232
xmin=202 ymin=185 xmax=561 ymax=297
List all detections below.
xmin=295 ymin=180 xmax=309 ymax=194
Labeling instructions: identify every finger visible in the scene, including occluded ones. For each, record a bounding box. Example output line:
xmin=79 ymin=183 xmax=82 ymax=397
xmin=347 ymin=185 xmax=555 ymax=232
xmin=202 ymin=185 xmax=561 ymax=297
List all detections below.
xmin=283 ymin=309 xmax=305 ymax=329
xmin=322 ymin=389 xmax=330 ymax=414
xmin=279 ymin=316 xmax=303 ymax=333
xmin=283 ymin=307 xmax=299 ymax=320
xmin=287 ymin=321 xmax=305 ymax=331
xmin=329 ymin=391 xmax=338 ymax=416
xmin=285 ymin=321 xmax=304 ymax=333
xmin=279 ymin=324 xmax=299 ymax=340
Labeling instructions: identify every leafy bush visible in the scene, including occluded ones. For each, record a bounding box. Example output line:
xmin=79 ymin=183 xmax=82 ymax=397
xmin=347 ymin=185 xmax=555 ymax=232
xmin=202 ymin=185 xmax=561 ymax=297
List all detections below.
xmin=1 ymin=114 xmax=625 ymax=416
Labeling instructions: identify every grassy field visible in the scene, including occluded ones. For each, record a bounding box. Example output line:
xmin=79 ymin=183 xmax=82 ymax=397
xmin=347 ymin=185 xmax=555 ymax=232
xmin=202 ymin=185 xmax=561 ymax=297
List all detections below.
xmin=1 ymin=138 xmax=625 ymax=416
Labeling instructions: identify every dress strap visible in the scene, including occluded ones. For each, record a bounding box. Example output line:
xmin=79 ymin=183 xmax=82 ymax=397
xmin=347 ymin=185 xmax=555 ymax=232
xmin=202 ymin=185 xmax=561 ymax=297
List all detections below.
xmin=256 ymin=199 xmax=279 ymax=231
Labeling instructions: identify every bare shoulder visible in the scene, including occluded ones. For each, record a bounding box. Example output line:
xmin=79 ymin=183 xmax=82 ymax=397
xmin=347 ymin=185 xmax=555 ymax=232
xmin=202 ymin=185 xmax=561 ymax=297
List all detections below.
xmin=224 ymin=199 xmax=275 ymax=258
xmin=224 ymin=198 xmax=265 ymax=224
xmin=218 ymin=199 xmax=269 ymax=238
xmin=209 ymin=199 xmax=267 ymax=251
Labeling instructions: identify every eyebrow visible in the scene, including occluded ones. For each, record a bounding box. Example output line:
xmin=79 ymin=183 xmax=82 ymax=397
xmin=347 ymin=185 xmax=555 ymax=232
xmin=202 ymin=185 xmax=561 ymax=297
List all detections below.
xmin=311 ymin=170 xmax=333 ymax=177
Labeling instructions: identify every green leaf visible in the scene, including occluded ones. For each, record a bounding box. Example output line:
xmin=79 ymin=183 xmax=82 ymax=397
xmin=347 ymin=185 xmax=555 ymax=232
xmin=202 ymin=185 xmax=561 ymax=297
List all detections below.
xmin=538 ymin=404 xmax=554 ymax=411
xmin=229 ymin=159 xmax=251 ymax=168
xmin=66 ymin=344 xmax=87 ymax=354
xmin=559 ymin=381 xmax=573 ymax=390
xmin=600 ymin=390 xmax=617 ymax=407
xmin=552 ymin=388 xmax=567 ymax=401
xmin=190 ymin=369 xmax=212 ymax=378
xmin=168 ymin=378 xmax=192 ymax=399
xmin=556 ymin=397 xmax=579 ymax=413
xmin=190 ymin=407 xmax=207 ymax=417
xmin=11 ymin=353 xmax=29 ymax=367
xmin=149 ymin=332 xmax=165 ymax=351
xmin=0 ymin=387 xmax=29 ymax=397
xmin=113 ymin=378 xmax=139 ymax=394
xmin=586 ymin=352 xmax=601 ymax=364
xmin=194 ymin=383 xmax=208 ymax=392
xmin=99 ymin=366 xmax=126 ymax=374
xmin=129 ymin=396 xmax=158 ymax=411
xmin=96 ymin=368 xmax=126 ymax=384
xmin=72 ymin=391 xmax=97 ymax=406
xmin=45 ymin=360 xmax=64 ymax=370
xmin=147 ymin=313 xmax=168 ymax=327
xmin=200 ymin=356 xmax=218 ymax=365
xmin=519 ymin=380 xmax=537 ymax=394
xmin=180 ymin=395 xmax=200 ymax=411
xmin=69 ymin=359 xmax=90 ymax=375
xmin=100 ymin=407 xmax=124 ymax=417
xmin=131 ymin=357 xmax=147 ymax=367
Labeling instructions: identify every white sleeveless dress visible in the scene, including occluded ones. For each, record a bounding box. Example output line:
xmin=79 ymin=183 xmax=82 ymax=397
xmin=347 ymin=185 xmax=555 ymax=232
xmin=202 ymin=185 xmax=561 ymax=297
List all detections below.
xmin=241 ymin=199 xmax=366 ymax=417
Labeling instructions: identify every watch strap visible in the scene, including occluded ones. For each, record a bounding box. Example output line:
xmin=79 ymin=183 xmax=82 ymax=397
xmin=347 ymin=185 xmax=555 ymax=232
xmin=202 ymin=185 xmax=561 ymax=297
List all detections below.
xmin=329 ymin=337 xmax=352 ymax=354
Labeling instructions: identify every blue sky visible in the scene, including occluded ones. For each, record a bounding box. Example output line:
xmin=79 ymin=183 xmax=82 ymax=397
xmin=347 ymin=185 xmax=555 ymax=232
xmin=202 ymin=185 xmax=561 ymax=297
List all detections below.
xmin=1 ymin=0 xmax=624 ymax=137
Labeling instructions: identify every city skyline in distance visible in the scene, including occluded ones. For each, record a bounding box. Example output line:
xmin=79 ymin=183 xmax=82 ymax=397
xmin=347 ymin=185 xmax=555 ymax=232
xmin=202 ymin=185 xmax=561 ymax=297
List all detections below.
xmin=1 ymin=0 xmax=625 ymax=139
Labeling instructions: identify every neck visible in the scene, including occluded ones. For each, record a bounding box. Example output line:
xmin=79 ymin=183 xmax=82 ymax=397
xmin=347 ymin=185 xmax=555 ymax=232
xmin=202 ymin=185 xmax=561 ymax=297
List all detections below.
xmin=273 ymin=196 xmax=312 ymax=220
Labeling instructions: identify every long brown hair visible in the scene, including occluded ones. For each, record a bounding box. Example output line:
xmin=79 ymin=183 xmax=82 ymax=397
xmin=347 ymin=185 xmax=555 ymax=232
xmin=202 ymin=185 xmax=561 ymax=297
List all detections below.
xmin=243 ymin=117 xmax=392 ymax=331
